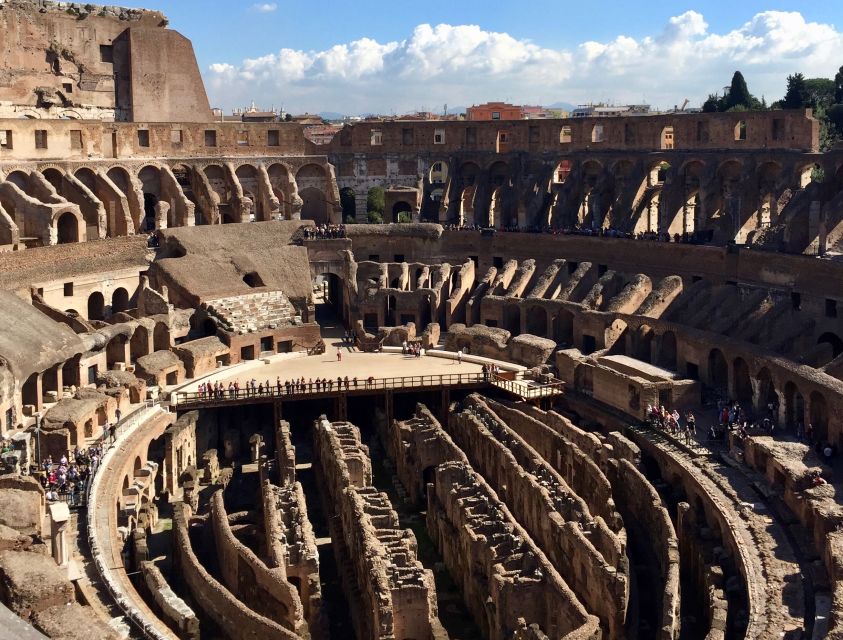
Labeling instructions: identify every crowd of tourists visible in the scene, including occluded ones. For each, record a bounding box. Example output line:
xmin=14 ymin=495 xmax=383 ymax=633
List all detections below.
xmin=443 ymin=223 xmax=713 ymax=244
xmin=197 ymin=374 xmax=383 ymax=399
xmin=303 ymin=224 xmax=346 ymax=240
xmin=30 ymin=444 xmax=102 ymax=505
xmin=644 ymin=405 xmax=698 ymax=445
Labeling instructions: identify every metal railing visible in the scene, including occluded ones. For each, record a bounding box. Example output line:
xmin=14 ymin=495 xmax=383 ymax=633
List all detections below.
xmin=490 ymin=374 xmax=565 ymax=398
xmin=173 ymin=372 xmax=488 ymax=407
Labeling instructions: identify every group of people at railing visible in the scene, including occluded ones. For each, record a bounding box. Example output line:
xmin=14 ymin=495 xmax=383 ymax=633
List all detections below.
xmin=196 ymin=375 xmax=376 ymax=399
xmin=443 ymin=223 xmax=713 ymax=244
xmin=0 ymin=438 xmax=104 ymax=507
xmin=302 ymin=224 xmax=347 ymax=240
xmin=644 ymin=404 xmax=697 ymax=446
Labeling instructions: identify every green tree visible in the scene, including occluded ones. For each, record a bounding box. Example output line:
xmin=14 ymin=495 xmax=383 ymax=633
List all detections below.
xmin=366 ymin=186 xmax=384 ymax=216
xmin=835 ymin=65 xmax=843 ymax=104
xmin=805 ymin=77 xmax=836 ymax=111
xmin=367 ymin=210 xmax=384 ymax=224
xmin=339 ymin=187 xmax=356 ymax=220
xmin=782 ymin=73 xmax=808 ymax=109
xmin=725 ymin=71 xmax=752 ymax=110
xmin=702 ymin=94 xmax=721 ymax=113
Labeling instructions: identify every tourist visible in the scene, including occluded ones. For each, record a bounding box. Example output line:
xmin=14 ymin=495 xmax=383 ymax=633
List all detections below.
xmin=115 ymin=408 xmax=122 ymax=423
xmin=337 ymin=349 xmax=342 ymax=362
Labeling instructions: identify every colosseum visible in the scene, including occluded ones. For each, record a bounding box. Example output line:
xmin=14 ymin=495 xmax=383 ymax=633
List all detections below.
xmin=0 ymin=2 xmax=842 ymax=640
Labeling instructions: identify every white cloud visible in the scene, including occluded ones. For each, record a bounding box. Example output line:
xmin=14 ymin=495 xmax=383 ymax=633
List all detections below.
xmin=251 ymin=3 xmax=277 ymax=13
xmin=206 ymin=11 xmax=843 ymax=114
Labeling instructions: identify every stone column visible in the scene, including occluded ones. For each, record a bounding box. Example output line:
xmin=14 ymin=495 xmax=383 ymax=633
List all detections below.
xmin=49 ymin=502 xmax=70 ymax=567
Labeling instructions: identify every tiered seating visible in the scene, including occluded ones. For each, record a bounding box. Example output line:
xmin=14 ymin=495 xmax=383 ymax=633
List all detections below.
xmin=204 ymin=290 xmax=296 ymax=334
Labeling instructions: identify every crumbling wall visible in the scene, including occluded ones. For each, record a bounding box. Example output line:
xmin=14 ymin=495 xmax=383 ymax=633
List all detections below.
xmin=172 ymin=502 xmax=299 ymax=640
xmin=209 ymin=490 xmax=305 ymax=635
xmin=426 ymin=461 xmax=601 ymax=640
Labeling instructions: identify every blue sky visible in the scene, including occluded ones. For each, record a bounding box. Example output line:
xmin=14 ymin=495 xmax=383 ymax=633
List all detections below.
xmin=131 ymin=1 xmax=843 ymax=114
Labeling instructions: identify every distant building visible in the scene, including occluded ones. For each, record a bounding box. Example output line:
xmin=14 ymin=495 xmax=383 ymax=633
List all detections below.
xmin=572 ymin=104 xmax=651 ymax=118
xmin=466 ymin=102 xmax=525 ymax=121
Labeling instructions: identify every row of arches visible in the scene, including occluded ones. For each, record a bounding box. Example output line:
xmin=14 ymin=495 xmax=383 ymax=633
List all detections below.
xmin=85 ymin=287 xmax=131 ymax=321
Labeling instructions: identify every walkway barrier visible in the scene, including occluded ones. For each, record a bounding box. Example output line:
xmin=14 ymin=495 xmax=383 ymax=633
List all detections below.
xmin=173 ymin=372 xmax=488 ymax=408
xmin=489 ymin=374 xmax=565 ymax=399
xmin=85 ymin=400 xmax=174 ymax=640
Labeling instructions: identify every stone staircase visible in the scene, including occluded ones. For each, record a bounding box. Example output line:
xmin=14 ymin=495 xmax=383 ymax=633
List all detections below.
xmin=204 ymin=290 xmax=297 ymax=334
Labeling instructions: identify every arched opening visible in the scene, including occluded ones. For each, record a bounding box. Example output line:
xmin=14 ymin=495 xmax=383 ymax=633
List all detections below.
xmin=111 ymin=287 xmax=129 ymax=314
xmin=756 ymin=368 xmax=778 ymax=415
xmin=660 ymin=126 xmax=674 ymax=150
xmin=553 ymin=160 xmax=572 ymax=184
xmin=810 ymin=391 xmax=829 ymax=443
xmin=503 ymin=306 xmax=520 ymax=335
xmin=733 ymin=358 xmax=753 ymax=406
xmin=141 ymin=194 xmax=158 ymax=231
xmin=133 ymin=456 xmax=143 ymax=473
xmin=267 ymin=163 xmax=291 ymax=219
xmin=339 ymin=187 xmax=356 ymax=222
xmin=818 ymin=332 xmax=843 ymax=358
xmin=22 ymin=373 xmax=39 ymax=408
xmin=554 ymin=309 xmax=574 ymax=346
xmin=131 ymin=326 xmax=150 ymax=360
xmin=87 ymin=291 xmax=105 ymax=321
xmin=391 ymin=201 xmax=412 ymax=223
xmin=591 ymin=124 xmax=604 ymax=143
xmin=525 ymin=307 xmax=547 ymax=337
xmin=56 ymin=211 xmax=79 ymax=244
xmin=299 ymin=187 xmax=328 ymax=224
xmin=314 ymin=273 xmax=345 ymax=326
xmin=634 ymin=325 xmax=654 ymax=363
xmin=153 ymin=323 xmax=170 ymax=351
xmin=658 ymin=331 xmax=677 ymax=370
xmin=428 ymin=161 xmax=449 ymax=185
xmin=385 ymin=295 xmax=397 ymax=326
xmin=784 ymin=381 xmax=804 ymax=432
xmin=707 ymin=348 xmax=728 ymax=393
xmin=235 ymin=164 xmax=262 ymax=220
xmin=138 ymin=166 xmax=162 ymax=231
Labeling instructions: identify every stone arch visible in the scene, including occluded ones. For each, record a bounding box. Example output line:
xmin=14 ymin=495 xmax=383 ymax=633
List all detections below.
xmin=112 ymin=287 xmax=130 ymax=313
xmin=267 ymin=163 xmax=292 ymax=218
xmin=56 ymin=210 xmax=82 ymax=244
xmin=458 ymin=161 xmax=480 ymax=186
xmin=153 ymin=323 xmax=170 ymax=351
xmin=784 ymin=381 xmax=804 ymax=431
xmin=732 ymin=357 xmax=752 ymax=405
xmin=503 ymin=305 xmax=520 ymax=335
xmin=391 ymin=200 xmax=413 ymax=223
xmin=554 ymin=309 xmax=574 ymax=346
xmin=634 ymin=325 xmax=654 ymax=363
xmin=658 ymin=331 xmax=677 ymax=370
xmin=4 ymin=170 xmax=30 ymax=192
xmin=817 ymin=332 xmax=843 ymax=358
xmin=138 ymin=165 xmax=163 ymax=231
xmin=428 ymin=160 xmax=448 ymax=184
xmin=488 ymin=161 xmax=509 ymax=188
xmin=489 ymin=187 xmax=504 ymax=228
xmin=809 ymin=391 xmax=829 ymax=443
xmin=235 ymin=163 xmax=262 ymax=221
xmin=755 ymin=367 xmax=777 ymax=414
xmin=300 ymin=187 xmax=329 ymax=224
xmin=525 ymin=306 xmax=548 ymax=337
xmin=553 ymin=159 xmax=572 ymax=184
xmin=87 ymin=291 xmax=105 ymax=321
xmin=707 ymin=348 xmax=728 ymax=392
xmin=296 ymin=163 xmax=326 ymax=180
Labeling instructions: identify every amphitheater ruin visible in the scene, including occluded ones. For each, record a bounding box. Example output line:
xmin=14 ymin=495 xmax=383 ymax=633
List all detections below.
xmin=1 ymin=2 xmax=843 ymax=639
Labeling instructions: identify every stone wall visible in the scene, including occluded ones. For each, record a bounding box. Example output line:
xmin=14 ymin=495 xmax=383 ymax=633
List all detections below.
xmin=140 ymin=560 xmax=200 ymax=640
xmin=314 ymin=417 xmax=441 ymax=640
xmin=426 ymin=461 xmax=601 ymax=640
xmin=449 ymin=396 xmax=628 ymax=638
xmin=171 ymin=502 xmax=299 ymax=640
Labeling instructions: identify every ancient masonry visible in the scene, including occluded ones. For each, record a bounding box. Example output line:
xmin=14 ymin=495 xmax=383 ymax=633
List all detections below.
xmin=0 ymin=2 xmax=843 ymax=640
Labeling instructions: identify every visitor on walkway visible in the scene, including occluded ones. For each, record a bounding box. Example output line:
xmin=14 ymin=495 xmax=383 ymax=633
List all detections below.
xmin=337 ymin=349 xmax=342 ymax=362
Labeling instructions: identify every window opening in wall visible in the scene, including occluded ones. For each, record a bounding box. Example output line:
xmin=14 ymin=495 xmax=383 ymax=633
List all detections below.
xmin=486 ymin=319 xmax=498 ymax=327
xmin=267 ymin=130 xmax=280 ymax=146
xmin=237 ymin=130 xmax=249 ymax=146
xmin=394 ymin=254 xmax=405 ymax=262
xmin=434 ymin=129 xmax=445 ymax=144
xmin=469 ymin=255 xmax=479 ymax=268
xmin=34 ymin=130 xmax=48 ymax=149
xmin=204 ymin=129 xmax=217 ymax=147
xmin=696 ymin=120 xmax=709 ymax=143
xmin=64 ymin=282 xmax=73 ymax=296
xmin=370 ymin=129 xmax=383 ymax=145
xmin=137 ymin=129 xmax=150 ymax=148
xmin=559 ymin=126 xmax=572 ymax=143
xmin=99 ymin=44 xmax=113 ymax=63
xmin=591 ymin=124 xmax=604 ymax=143
xmin=87 ymin=365 xmax=98 ymax=385
xmin=243 ymin=272 xmax=264 ymax=288
xmin=369 ymin=254 xmax=380 ymax=261
xmin=62 ymin=82 xmax=73 ymax=94
xmin=791 ymin=291 xmax=801 ymax=310
xmin=734 ymin=121 xmax=747 ymax=141
xmin=567 ymin=261 xmax=578 ymax=274
xmin=598 ymin=264 xmax=607 ymax=276
xmin=529 ymin=126 xmax=539 ymax=143
xmin=686 ymin=362 xmax=699 ymax=380
xmin=660 ymin=126 xmax=674 ymax=150
xmin=465 ymin=127 xmax=477 ymax=145
xmin=493 ymin=256 xmax=504 ymax=269
xmin=402 ymin=128 xmax=413 ymax=145
xmin=692 ymin=275 xmax=702 ymax=283
xmin=69 ymin=130 xmax=82 ymax=150
xmin=170 ymin=129 xmax=183 ymax=145
xmin=826 ymin=299 xmax=838 ymax=318
xmin=772 ymin=118 xmax=785 ymax=141
xmin=0 ymin=130 xmax=12 ymax=149
xmin=492 ymin=111 xmax=501 ymax=120
xmin=624 ymin=123 xmax=636 ymax=145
